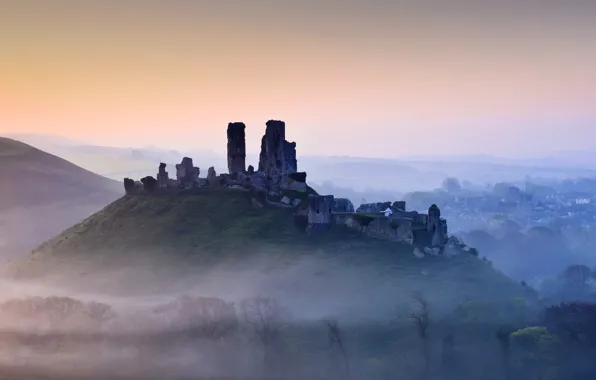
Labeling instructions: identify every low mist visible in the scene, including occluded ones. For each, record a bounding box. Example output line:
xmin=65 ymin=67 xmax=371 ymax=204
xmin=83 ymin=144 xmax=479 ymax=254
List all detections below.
xmin=1 ymin=246 xmax=594 ymax=380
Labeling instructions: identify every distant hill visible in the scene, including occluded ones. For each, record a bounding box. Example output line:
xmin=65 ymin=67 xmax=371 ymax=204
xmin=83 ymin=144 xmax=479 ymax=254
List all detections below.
xmin=0 ymin=137 xmax=122 ymax=257
xmin=2 ymin=188 xmax=535 ymax=319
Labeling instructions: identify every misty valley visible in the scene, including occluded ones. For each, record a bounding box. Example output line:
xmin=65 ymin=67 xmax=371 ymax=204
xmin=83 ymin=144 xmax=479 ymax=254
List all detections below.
xmin=0 ymin=293 xmax=593 ymax=380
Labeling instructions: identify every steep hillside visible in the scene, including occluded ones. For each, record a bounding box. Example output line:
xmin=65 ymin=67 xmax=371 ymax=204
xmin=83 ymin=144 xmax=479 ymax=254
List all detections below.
xmin=0 ymin=137 xmax=122 ymax=209
xmin=2 ymin=188 xmax=536 ymax=318
xmin=0 ymin=137 xmax=123 ymax=256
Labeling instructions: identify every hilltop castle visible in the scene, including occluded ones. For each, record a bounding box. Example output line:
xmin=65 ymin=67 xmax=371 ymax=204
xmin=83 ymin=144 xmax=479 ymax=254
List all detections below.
xmin=123 ymin=120 xmax=451 ymax=250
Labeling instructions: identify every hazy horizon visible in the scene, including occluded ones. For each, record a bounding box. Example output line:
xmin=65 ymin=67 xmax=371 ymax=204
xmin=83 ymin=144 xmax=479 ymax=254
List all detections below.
xmin=2 ymin=1 xmax=596 ymax=158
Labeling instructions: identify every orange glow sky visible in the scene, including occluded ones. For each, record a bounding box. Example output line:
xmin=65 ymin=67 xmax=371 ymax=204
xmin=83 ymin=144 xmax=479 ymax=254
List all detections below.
xmin=1 ymin=1 xmax=596 ymax=157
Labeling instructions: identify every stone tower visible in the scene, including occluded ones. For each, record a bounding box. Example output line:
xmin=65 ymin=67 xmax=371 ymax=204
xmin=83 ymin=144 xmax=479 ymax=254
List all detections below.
xmin=156 ymin=163 xmax=169 ymax=189
xmin=227 ymin=122 xmax=246 ymax=174
xmin=427 ymin=204 xmax=447 ymax=247
xmin=427 ymin=204 xmax=441 ymax=233
xmin=257 ymin=120 xmax=298 ymax=178
xmin=306 ymin=194 xmax=335 ymax=235
xmin=258 ymin=120 xmax=285 ymax=176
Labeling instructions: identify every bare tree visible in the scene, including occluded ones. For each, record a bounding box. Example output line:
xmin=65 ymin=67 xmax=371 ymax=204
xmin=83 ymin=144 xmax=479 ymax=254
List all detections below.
xmin=240 ymin=296 xmax=290 ymax=366
xmin=409 ymin=294 xmax=431 ymax=376
xmin=324 ymin=319 xmax=351 ymax=379
xmin=0 ymin=296 xmax=87 ymax=355
xmin=177 ymin=296 xmax=238 ymax=340
xmin=153 ymin=296 xmax=238 ymax=341
xmin=496 ymin=326 xmax=513 ymax=380
xmin=1 ymin=296 xmax=86 ymax=329
xmin=43 ymin=296 xmax=86 ymax=329
xmin=82 ymin=301 xmax=116 ymax=325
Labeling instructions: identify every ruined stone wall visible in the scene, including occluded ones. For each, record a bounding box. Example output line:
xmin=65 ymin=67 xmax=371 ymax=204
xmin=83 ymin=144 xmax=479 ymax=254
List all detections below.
xmin=328 ymin=200 xmax=448 ymax=247
xmin=344 ymin=215 xmax=414 ymax=244
xmin=227 ymin=122 xmax=246 ymax=174
xmin=282 ymin=140 xmax=297 ymax=173
xmin=176 ymin=157 xmax=200 ymax=188
xmin=333 ymin=198 xmax=355 ymax=213
xmin=356 ymin=202 xmax=392 ymax=213
xmin=124 ymin=178 xmax=136 ymax=194
xmin=140 ymin=176 xmax=157 ymax=192
xmin=306 ymin=194 xmax=334 ymax=235
xmin=393 ymin=201 xmax=406 ymax=211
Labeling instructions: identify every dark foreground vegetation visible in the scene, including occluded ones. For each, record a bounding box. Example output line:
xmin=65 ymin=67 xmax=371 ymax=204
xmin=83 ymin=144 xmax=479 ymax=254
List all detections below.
xmin=0 ymin=294 xmax=594 ymax=380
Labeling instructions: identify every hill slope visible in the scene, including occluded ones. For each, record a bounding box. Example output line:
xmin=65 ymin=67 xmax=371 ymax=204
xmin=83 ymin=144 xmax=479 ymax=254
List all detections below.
xmin=0 ymin=137 xmax=122 ymax=257
xmin=2 ymin=188 xmax=535 ymax=319
xmin=0 ymin=137 xmax=122 ymax=209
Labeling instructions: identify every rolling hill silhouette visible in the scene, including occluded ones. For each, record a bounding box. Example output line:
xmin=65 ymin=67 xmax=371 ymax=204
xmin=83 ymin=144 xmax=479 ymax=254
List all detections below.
xmin=0 ymin=137 xmax=122 ymax=257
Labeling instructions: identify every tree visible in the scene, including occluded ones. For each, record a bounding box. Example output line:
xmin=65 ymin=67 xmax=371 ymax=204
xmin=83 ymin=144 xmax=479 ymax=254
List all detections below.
xmin=178 ymin=296 xmax=238 ymax=340
xmin=240 ymin=296 xmax=290 ymax=366
xmin=0 ymin=296 xmax=86 ymax=330
xmin=510 ymin=326 xmax=559 ymax=380
xmin=324 ymin=319 xmax=351 ymax=379
xmin=82 ymin=301 xmax=116 ymax=325
xmin=542 ymin=302 xmax=596 ymax=377
xmin=0 ymin=296 xmax=87 ymax=355
xmin=153 ymin=296 xmax=238 ymax=341
xmin=559 ymin=264 xmax=592 ymax=295
xmin=408 ymin=294 xmax=431 ymax=375
xmin=440 ymin=334 xmax=456 ymax=372
xmin=442 ymin=177 xmax=461 ymax=193
xmin=542 ymin=302 xmax=596 ymax=349
xmin=495 ymin=325 xmax=515 ymax=380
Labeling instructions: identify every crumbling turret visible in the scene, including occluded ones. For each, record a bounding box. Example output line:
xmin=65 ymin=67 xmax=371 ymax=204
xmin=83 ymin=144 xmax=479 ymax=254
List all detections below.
xmin=176 ymin=157 xmax=200 ymax=189
xmin=428 ymin=204 xmax=447 ymax=247
xmin=427 ymin=204 xmax=441 ymax=232
xmin=227 ymin=122 xmax=246 ymax=174
xmin=157 ymin=163 xmax=169 ymax=189
xmin=306 ymin=194 xmax=334 ymax=235
xmin=258 ymin=120 xmax=298 ymax=180
xmin=207 ymin=166 xmax=217 ymax=185
xmin=141 ymin=176 xmax=158 ymax=193
xmin=124 ymin=178 xmax=136 ymax=194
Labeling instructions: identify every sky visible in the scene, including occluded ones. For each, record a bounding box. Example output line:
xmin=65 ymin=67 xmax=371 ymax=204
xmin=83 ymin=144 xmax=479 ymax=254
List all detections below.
xmin=1 ymin=1 xmax=596 ymax=158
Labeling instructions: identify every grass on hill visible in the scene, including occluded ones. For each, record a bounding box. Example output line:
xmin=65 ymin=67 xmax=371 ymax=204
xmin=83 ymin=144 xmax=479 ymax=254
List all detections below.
xmin=2 ymin=187 xmax=536 ymax=310
xmin=0 ymin=137 xmax=122 ymax=210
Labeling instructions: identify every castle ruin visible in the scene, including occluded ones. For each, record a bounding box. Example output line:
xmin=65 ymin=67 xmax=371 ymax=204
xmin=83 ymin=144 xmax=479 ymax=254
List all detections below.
xmin=227 ymin=122 xmax=246 ymax=174
xmin=123 ymin=120 xmax=452 ymax=251
xmin=258 ymin=120 xmax=297 ymax=180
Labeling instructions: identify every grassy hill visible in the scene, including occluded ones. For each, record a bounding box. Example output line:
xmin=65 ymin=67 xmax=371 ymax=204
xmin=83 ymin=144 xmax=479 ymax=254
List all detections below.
xmin=2 ymin=187 xmax=536 ymax=319
xmin=0 ymin=137 xmax=122 ymax=210
xmin=0 ymin=137 xmax=122 ymax=257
